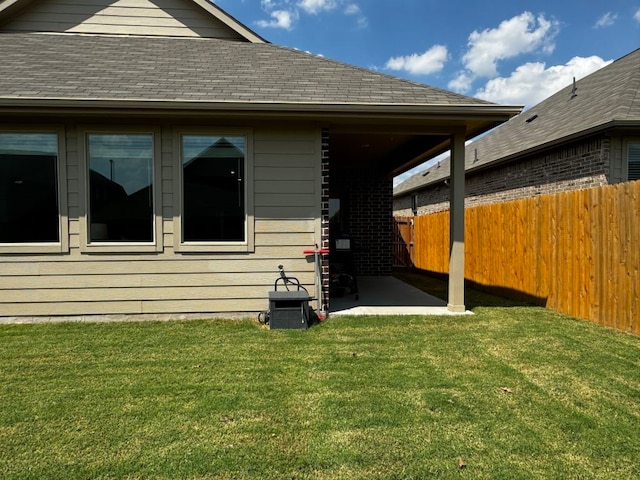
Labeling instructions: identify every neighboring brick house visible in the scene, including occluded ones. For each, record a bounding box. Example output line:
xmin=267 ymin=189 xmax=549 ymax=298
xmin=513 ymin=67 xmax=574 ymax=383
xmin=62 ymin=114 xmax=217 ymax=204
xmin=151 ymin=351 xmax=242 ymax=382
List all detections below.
xmin=394 ymin=48 xmax=640 ymax=216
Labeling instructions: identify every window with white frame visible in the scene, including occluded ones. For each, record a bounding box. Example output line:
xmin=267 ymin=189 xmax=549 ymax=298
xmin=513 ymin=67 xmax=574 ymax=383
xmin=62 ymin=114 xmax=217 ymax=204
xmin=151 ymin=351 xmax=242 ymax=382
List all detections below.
xmin=178 ymin=133 xmax=251 ymax=249
xmin=0 ymin=132 xmax=60 ymax=244
xmin=86 ymin=133 xmax=155 ymax=244
xmin=628 ymin=142 xmax=640 ymax=182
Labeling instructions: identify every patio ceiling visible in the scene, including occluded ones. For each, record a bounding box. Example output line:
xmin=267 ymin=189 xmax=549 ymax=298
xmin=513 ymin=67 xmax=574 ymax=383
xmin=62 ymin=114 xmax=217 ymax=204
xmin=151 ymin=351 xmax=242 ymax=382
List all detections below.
xmin=330 ymin=131 xmax=450 ymax=177
xmin=327 ymin=112 xmax=514 ymax=178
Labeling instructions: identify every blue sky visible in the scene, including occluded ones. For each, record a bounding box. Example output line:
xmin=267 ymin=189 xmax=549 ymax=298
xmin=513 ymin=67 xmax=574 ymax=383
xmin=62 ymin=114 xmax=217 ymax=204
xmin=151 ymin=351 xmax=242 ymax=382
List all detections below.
xmin=215 ymin=0 xmax=640 ymax=183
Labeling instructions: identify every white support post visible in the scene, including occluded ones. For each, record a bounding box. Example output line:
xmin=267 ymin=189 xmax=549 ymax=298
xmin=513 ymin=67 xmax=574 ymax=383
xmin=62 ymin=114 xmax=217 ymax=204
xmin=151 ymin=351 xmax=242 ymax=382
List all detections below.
xmin=448 ymin=131 xmax=466 ymax=313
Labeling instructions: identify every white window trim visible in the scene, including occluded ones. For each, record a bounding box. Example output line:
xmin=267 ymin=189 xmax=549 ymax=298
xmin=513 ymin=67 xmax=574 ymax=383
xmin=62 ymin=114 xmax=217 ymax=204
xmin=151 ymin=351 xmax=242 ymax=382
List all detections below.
xmin=78 ymin=127 xmax=163 ymax=253
xmin=173 ymin=128 xmax=255 ymax=253
xmin=0 ymin=125 xmax=69 ymax=254
xmin=624 ymin=137 xmax=640 ymax=182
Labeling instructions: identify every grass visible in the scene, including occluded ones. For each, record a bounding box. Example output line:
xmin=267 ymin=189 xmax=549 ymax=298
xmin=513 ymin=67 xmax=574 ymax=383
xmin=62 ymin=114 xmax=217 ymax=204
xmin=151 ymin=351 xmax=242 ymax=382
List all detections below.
xmin=1 ymin=285 xmax=640 ymax=478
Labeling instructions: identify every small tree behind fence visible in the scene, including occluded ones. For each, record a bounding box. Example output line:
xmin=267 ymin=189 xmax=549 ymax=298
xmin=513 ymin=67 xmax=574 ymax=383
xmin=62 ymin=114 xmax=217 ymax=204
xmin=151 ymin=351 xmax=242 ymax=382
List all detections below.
xmin=402 ymin=180 xmax=639 ymax=335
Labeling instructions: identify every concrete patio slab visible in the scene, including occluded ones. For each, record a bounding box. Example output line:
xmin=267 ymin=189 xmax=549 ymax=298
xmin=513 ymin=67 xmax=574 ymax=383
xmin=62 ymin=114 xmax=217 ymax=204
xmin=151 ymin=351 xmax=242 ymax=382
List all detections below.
xmin=328 ymin=276 xmax=472 ymax=316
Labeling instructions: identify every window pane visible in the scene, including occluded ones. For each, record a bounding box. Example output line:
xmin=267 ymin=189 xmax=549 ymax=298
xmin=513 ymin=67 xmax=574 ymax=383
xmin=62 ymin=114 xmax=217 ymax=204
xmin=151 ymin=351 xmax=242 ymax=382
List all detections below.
xmin=182 ymin=135 xmax=245 ymax=242
xmin=0 ymin=133 xmax=59 ymax=243
xmin=629 ymin=143 xmax=640 ymax=182
xmin=87 ymin=134 xmax=153 ymax=242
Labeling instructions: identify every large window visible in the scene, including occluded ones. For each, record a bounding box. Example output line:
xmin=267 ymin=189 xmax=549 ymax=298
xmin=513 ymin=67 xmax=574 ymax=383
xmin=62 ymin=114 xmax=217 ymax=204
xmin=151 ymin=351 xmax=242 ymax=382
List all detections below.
xmin=0 ymin=132 xmax=59 ymax=244
xmin=86 ymin=133 xmax=154 ymax=243
xmin=181 ymin=135 xmax=247 ymax=243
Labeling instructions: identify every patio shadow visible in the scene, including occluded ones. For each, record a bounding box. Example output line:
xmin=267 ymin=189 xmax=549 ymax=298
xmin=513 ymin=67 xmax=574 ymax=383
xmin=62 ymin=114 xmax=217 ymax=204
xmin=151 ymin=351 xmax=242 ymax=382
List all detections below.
xmin=393 ymin=269 xmax=547 ymax=309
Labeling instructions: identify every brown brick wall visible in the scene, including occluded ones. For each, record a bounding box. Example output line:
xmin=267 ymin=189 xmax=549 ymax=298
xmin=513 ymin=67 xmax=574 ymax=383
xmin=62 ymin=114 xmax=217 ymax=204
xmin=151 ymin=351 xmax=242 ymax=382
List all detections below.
xmin=333 ymin=167 xmax=393 ymax=276
xmin=394 ymin=134 xmax=610 ymax=215
xmin=351 ymin=172 xmax=393 ymax=276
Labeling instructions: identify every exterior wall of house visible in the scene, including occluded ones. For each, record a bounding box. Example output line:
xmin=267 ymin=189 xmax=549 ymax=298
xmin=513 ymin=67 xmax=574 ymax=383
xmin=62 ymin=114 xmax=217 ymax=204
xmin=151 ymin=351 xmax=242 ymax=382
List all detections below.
xmin=320 ymin=129 xmax=330 ymax=312
xmin=394 ymin=134 xmax=610 ymax=216
xmin=608 ymin=134 xmax=640 ymax=183
xmin=0 ymin=121 xmax=321 ymax=317
xmin=333 ymin=167 xmax=393 ymax=276
xmin=0 ymin=0 xmax=244 ymax=38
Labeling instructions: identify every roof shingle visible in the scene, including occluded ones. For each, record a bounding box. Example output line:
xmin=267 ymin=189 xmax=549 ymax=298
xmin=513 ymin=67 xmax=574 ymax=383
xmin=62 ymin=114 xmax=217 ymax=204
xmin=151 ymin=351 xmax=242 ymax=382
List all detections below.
xmin=0 ymin=32 xmax=494 ymax=106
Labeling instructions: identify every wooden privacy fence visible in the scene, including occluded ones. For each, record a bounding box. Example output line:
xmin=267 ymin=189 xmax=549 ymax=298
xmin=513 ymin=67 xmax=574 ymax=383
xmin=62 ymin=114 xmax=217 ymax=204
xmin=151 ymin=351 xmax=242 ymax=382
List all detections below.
xmin=393 ymin=217 xmax=413 ymax=268
xmin=402 ymin=180 xmax=640 ymax=335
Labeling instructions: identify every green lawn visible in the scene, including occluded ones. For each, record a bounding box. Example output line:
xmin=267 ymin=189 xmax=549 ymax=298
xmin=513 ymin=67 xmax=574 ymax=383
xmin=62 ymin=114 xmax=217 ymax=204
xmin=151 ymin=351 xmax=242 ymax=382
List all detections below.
xmin=1 ymin=289 xmax=639 ymax=479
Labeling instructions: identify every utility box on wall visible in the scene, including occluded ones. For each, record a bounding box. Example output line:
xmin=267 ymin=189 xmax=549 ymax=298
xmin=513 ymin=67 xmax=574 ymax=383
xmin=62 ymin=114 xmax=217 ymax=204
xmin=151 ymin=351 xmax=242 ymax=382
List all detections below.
xmin=268 ymin=291 xmax=310 ymax=329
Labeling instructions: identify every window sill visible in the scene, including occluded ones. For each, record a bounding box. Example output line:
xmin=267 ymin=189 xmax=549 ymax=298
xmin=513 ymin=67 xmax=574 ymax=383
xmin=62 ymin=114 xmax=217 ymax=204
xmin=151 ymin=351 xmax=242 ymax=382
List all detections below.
xmin=80 ymin=243 xmax=163 ymax=254
xmin=176 ymin=242 xmax=254 ymax=254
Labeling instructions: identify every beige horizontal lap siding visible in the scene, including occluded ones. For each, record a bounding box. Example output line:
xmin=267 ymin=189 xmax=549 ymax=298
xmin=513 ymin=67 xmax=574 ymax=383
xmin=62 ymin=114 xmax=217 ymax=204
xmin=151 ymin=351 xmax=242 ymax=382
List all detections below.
xmin=2 ymin=0 xmax=243 ymax=39
xmin=0 ymin=270 xmax=315 ymax=288
xmin=252 ymin=128 xmax=319 ymax=276
xmin=0 ymin=125 xmax=320 ymax=318
xmin=0 ymin=299 xmax=271 ymax=316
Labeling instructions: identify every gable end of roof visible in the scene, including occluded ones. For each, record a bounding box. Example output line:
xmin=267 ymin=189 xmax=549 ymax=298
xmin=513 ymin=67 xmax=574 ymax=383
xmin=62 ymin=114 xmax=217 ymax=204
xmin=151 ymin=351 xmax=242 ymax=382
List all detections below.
xmin=0 ymin=0 xmax=267 ymax=42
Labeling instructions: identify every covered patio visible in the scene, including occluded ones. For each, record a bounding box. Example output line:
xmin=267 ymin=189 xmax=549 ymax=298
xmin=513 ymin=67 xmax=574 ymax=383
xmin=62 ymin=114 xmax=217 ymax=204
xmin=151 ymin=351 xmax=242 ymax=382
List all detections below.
xmin=324 ymin=110 xmax=519 ymax=314
xmin=328 ymin=275 xmax=471 ymax=316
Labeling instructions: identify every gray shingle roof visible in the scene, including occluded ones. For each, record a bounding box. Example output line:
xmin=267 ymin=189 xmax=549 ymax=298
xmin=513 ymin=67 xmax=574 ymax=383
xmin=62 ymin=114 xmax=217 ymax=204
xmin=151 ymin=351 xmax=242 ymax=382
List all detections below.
xmin=0 ymin=32 xmax=493 ymax=106
xmin=395 ymin=48 xmax=640 ymax=196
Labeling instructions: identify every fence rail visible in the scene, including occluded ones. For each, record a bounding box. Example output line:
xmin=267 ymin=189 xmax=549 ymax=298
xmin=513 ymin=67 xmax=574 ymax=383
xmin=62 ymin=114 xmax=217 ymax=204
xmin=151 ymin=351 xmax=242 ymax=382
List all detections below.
xmin=398 ymin=181 xmax=639 ymax=335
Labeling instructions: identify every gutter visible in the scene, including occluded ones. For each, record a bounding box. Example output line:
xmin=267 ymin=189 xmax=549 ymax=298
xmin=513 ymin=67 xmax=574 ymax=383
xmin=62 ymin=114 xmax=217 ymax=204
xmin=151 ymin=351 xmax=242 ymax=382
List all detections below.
xmin=0 ymin=97 xmax=522 ymax=120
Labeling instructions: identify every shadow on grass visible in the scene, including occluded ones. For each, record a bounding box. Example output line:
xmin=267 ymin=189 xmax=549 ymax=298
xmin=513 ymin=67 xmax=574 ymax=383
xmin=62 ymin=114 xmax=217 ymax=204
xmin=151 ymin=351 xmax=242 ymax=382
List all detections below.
xmin=394 ymin=268 xmax=546 ymax=310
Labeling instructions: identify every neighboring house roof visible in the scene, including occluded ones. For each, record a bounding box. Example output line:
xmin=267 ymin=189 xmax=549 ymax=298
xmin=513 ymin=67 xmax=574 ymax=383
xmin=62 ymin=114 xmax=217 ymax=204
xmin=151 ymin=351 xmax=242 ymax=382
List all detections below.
xmin=395 ymin=48 xmax=640 ymax=196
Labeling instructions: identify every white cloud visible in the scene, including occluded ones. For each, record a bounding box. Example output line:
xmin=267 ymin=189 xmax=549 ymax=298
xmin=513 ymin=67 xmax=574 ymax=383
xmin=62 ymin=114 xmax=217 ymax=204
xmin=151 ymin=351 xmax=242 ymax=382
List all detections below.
xmin=298 ymin=0 xmax=338 ymax=14
xmin=448 ymin=72 xmax=474 ymax=93
xmin=344 ymin=3 xmax=367 ymax=28
xmin=385 ymin=45 xmax=448 ymax=76
xmin=634 ymin=8 xmax=640 ymax=23
xmin=344 ymin=4 xmax=359 ymax=15
xmin=474 ymin=55 xmax=612 ymax=108
xmin=594 ymin=12 xmax=618 ymax=28
xmin=256 ymin=9 xmax=297 ymax=29
xmin=356 ymin=16 xmax=368 ymax=29
xmin=463 ymin=12 xmax=559 ymax=78
xmin=257 ymin=0 xmax=366 ymax=29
